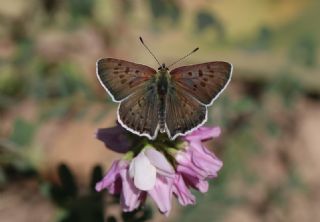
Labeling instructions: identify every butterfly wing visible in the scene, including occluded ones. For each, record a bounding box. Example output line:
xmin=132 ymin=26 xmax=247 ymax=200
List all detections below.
xmin=118 ymin=85 xmax=159 ymax=140
xmin=96 ymin=58 xmax=156 ymax=101
xmin=165 ymin=86 xmax=207 ymax=140
xmin=166 ymin=61 xmax=232 ymax=139
xmin=170 ymin=62 xmax=232 ymax=105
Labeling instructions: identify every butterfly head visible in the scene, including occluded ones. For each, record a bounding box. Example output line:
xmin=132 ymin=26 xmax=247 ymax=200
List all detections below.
xmin=158 ymin=63 xmax=169 ymax=71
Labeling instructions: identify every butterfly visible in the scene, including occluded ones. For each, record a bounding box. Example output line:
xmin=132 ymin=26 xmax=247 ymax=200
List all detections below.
xmin=96 ymin=37 xmax=232 ymax=140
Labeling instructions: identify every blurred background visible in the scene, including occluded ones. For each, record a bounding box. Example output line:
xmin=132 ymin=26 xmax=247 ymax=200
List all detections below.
xmin=1 ymin=0 xmax=320 ymax=221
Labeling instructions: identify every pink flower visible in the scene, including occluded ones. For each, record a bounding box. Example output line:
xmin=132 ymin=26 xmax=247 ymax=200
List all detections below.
xmin=96 ymin=147 xmax=176 ymax=215
xmin=176 ymin=126 xmax=223 ymax=193
xmin=95 ymin=160 xmax=145 ymax=211
xmin=129 ymin=147 xmax=175 ymax=215
xmin=95 ymin=125 xmax=224 ymax=216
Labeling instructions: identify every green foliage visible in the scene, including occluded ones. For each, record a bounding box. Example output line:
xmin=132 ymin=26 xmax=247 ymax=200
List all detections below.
xmin=0 ymin=117 xmax=37 ymax=186
xmin=257 ymin=26 xmax=272 ymax=48
xmin=10 ymin=118 xmax=37 ymax=147
xmin=49 ymin=164 xmax=104 ymax=222
xmin=0 ymin=70 xmax=24 ymax=99
xmin=67 ymin=0 xmax=96 ymax=20
xmin=0 ymin=41 xmax=32 ymax=111
xmin=14 ymin=40 xmax=34 ymax=66
xmin=289 ymin=36 xmax=317 ymax=67
xmin=0 ymin=141 xmax=37 ymax=187
xmin=267 ymin=73 xmax=302 ymax=108
xmin=265 ymin=120 xmax=281 ymax=137
xmin=248 ymin=26 xmax=273 ymax=51
xmin=30 ymin=62 xmax=92 ymax=101
xmin=148 ymin=0 xmax=181 ymax=25
xmin=195 ymin=10 xmax=224 ymax=40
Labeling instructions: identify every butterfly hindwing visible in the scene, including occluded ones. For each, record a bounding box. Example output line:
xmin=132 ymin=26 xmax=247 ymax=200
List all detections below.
xmin=170 ymin=62 xmax=232 ymax=105
xmin=97 ymin=58 xmax=156 ymax=101
xmin=118 ymin=85 xmax=159 ymax=139
xmin=165 ymin=85 xmax=207 ymax=139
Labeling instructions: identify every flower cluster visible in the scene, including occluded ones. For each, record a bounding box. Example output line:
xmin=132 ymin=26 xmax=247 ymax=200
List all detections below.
xmin=95 ymin=125 xmax=223 ymax=216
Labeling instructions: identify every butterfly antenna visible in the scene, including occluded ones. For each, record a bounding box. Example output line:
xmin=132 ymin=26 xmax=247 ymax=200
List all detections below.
xmin=139 ymin=37 xmax=161 ymax=66
xmin=167 ymin=47 xmax=199 ymax=68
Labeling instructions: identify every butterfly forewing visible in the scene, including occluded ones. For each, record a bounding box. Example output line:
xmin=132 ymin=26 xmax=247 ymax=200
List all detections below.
xmin=118 ymin=85 xmax=159 ymax=139
xmin=170 ymin=62 xmax=232 ymax=105
xmin=165 ymin=85 xmax=207 ymax=140
xmin=97 ymin=58 xmax=156 ymax=101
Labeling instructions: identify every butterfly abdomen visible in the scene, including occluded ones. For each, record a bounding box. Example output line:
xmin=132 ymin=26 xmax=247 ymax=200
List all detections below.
xmin=158 ymin=96 xmax=166 ymax=133
xmin=157 ymin=71 xmax=169 ymax=133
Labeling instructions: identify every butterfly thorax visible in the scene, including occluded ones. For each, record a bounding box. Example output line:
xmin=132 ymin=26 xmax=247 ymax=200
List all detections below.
xmin=156 ymin=66 xmax=170 ymax=133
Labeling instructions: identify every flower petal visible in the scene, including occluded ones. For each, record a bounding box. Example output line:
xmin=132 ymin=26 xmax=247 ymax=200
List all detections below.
xmin=185 ymin=126 xmax=221 ymax=142
xmin=182 ymin=173 xmax=209 ymax=193
xmin=148 ymin=176 xmax=173 ymax=216
xmin=176 ymin=151 xmax=208 ymax=179
xmin=96 ymin=125 xmax=133 ymax=153
xmin=173 ymin=174 xmax=195 ymax=206
xmin=120 ymin=169 xmax=143 ymax=212
xmin=95 ymin=160 xmax=127 ymax=193
xmin=131 ymin=152 xmax=157 ymax=191
xmin=191 ymin=145 xmax=223 ymax=178
xmin=194 ymin=179 xmax=209 ymax=193
xmin=145 ymin=147 xmax=175 ymax=178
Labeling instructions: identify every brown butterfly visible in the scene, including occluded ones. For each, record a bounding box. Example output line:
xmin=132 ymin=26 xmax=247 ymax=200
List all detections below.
xmin=96 ymin=37 xmax=232 ymax=140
